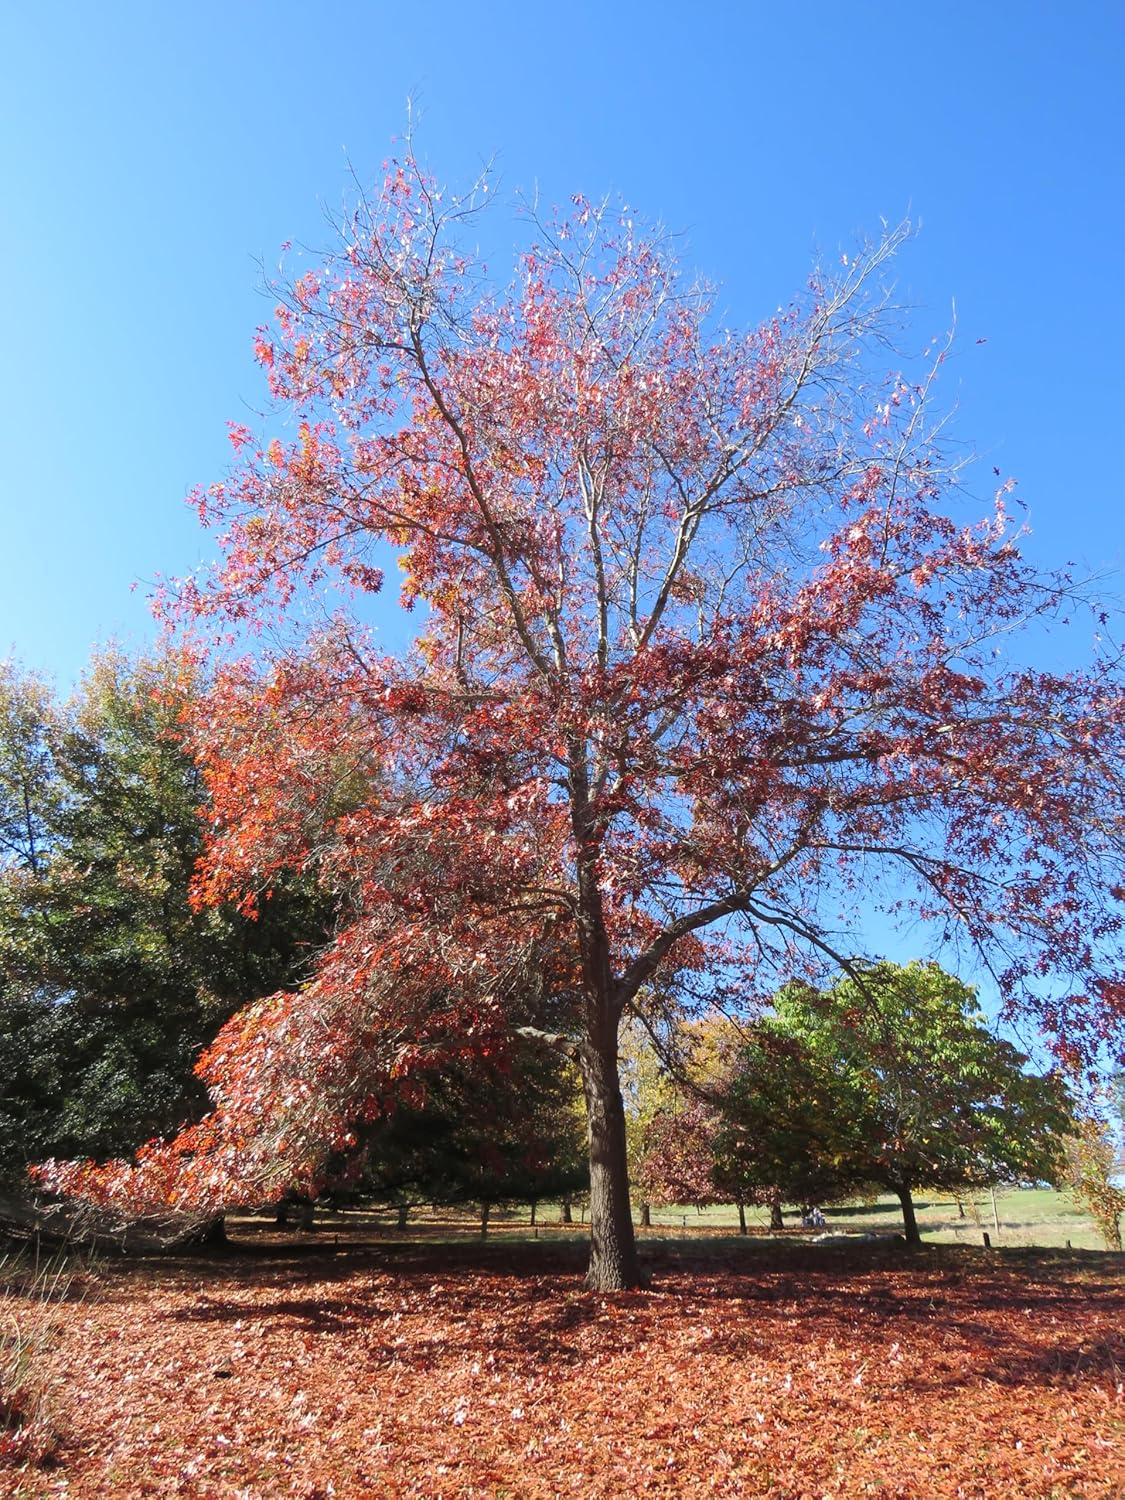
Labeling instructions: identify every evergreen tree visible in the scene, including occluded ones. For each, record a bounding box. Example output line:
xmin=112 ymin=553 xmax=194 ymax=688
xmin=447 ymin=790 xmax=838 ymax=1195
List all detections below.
xmin=0 ymin=651 xmax=331 ymax=1185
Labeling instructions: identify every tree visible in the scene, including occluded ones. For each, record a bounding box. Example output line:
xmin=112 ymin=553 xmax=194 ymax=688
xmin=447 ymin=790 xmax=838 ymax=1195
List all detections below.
xmin=737 ymin=964 xmax=1074 ymax=1244
xmin=635 ymin=1098 xmax=721 ymax=1214
xmin=41 ymin=151 xmax=1125 ymax=1290
xmin=713 ymin=1027 xmax=865 ymax=1226
xmin=628 ymin=1014 xmax=747 ymax=1224
xmin=0 ymin=651 xmax=330 ymax=1185
xmin=0 ymin=662 xmax=59 ymax=877
xmin=619 ymin=1019 xmax=678 ymax=1226
xmin=360 ymin=1041 xmax=587 ymax=1227
xmin=1063 ymin=1113 xmax=1125 ymax=1251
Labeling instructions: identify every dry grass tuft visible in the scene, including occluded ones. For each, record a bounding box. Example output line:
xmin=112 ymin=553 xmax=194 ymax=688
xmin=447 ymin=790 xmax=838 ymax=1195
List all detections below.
xmin=0 ymin=1242 xmax=93 ymax=1468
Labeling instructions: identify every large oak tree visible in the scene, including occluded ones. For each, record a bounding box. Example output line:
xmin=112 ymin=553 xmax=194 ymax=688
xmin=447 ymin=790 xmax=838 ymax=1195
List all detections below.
xmin=42 ymin=152 xmax=1125 ymax=1289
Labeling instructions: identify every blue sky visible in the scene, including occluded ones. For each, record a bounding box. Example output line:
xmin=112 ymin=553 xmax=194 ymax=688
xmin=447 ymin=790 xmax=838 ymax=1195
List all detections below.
xmin=1 ymin=2 xmax=1123 ymax=1059
xmin=2 ymin=1 xmax=1122 ymax=691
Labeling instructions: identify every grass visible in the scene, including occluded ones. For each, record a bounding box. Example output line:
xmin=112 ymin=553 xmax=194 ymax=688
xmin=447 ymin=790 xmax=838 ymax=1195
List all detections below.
xmin=233 ymin=1185 xmax=1109 ymax=1252
xmin=639 ymin=1187 xmax=1107 ymax=1250
xmin=0 ymin=1242 xmax=89 ymax=1469
xmin=676 ymin=1187 xmax=1104 ymax=1249
xmin=630 ymin=1187 xmax=1100 ymax=1250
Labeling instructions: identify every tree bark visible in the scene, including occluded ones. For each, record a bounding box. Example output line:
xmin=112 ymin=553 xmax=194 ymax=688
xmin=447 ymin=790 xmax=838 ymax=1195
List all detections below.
xmin=179 ymin=1213 xmax=227 ymax=1247
xmin=561 ymin=1199 xmax=573 ymax=1224
xmin=580 ymin=1037 xmax=643 ymax=1290
xmin=199 ymin=1214 xmax=228 ymax=1246
xmin=397 ymin=1202 xmax=409 ymax=1230
xmin=737 ymin=1200 xmax=747 ymax=1236
xmin=895 ymin=1183 xmax=921 ymax=1245
xmin=769 ymin=1192 xmax=784 ymax=1231
xmin=480 ymin=1201 xmax=490 ymax=1239
xmin=640 ymin=1202 xmax=651 ymax=1228
xmin=566 ymin=742 xmax=643 ymax=1291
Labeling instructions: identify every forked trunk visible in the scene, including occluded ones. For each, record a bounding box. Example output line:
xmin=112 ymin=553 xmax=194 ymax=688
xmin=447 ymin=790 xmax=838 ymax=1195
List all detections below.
xmin=580 ymin=1039 xmax=643 ymax=1290
xmin=895 ymin=1183 xmax=921 ymax=1245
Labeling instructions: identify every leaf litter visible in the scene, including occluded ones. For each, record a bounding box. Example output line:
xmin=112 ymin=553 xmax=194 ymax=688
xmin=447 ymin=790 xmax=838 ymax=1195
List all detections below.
xmin=4 ymin=1237 xmax=1122 ymax=1498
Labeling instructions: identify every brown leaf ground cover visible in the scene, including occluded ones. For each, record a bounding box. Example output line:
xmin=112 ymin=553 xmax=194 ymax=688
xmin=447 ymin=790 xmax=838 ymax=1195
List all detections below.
xmin=4 ymin=1230 xmax=1123 ymax=1499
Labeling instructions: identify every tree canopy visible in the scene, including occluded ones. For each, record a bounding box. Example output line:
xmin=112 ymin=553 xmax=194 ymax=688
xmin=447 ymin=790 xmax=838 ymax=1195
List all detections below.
xmin=718 ymin=963 xmax=1074 ymax=1242
xmin=39 ymin=150 xmax=1125 ymax=1289
xmin=0 ymin=651 xmax=330 ymax=1185
xmin=714 ymin=1027 xmax=865 ymax=1218
xmin=358 ymin=1042 xmax=587 ymax=1219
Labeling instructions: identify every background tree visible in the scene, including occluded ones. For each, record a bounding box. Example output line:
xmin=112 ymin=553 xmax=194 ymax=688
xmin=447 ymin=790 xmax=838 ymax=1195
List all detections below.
xmin=1063 ymin=1113 xmax=1125 ymax=1251
xmin=360 ymin=1042 xmax=587 ymax=1229
xmin=634 ymin=1098 xmax=721 ymax=1215
xmin=0 ymin=651 xmax=331 ymax=1186
xmin=750 ymin=964 xmax=1074 ymax=1243
xmin=713 ymin=1028 xmax=865 ymax=1228
xmin=0 ymin=662 xmax=59 ymax=877
xmin=41 ymin=152 xmax=1125 ymax=1291
xmin=629 ymin=1013 xmax=746 ymax=1225
xmin=619 ymin=1020 xmax=678 ymax=1227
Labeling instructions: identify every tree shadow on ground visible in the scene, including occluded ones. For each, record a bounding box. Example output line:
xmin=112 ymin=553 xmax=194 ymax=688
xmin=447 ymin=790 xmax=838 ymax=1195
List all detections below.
xmin=131 ymin=1234 xmax=1125 ymax=1395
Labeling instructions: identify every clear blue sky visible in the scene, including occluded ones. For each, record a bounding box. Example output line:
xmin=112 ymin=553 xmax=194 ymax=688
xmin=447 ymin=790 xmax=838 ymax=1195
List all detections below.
xmin=2 ymin=2 xmax=1122 ymax=689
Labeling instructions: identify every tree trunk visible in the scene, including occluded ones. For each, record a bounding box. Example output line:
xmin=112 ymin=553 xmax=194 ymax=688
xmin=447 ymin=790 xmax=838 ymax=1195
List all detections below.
xmin=480 ymin=1201 xmax=490 ymax=1239
xmin=895 ymin=1183 xmax=921 ymax=1245
xmin=737 ymin=1200 xmax=747 ymax=1236
xmin=769 ymin=1192 xmax=784 ymax=1231
xmin=580 ymin=1037 xmax=643 ymax=1290
xmin=640 ymin=1202 xmax=651 ymax=1228
xmin=179 ymin=1213 xmax=227 ymax=1247
xmin=275 ymin=1200 xmax=289 ymax=1226
xmin=298 ymin=1198 xmax=316 ymax=1233
xmin=529 ymin=1200 xmax=537 ymax=1227
xmin=199 ymin=1214 xmax=228 ymax=1246
xmin=397 ymin=1203 xmax=409 ymax=1230
xmin=561 ymin=1199 xmax=573 ymax=1224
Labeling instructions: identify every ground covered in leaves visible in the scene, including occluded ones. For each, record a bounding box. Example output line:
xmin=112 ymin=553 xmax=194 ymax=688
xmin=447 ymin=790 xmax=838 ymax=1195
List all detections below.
xmin=5 ymin=1229 xmax=1124 ymax=1498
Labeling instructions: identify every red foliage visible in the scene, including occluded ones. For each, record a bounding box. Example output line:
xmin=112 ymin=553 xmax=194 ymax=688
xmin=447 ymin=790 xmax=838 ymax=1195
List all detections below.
xmin=38 ymin=153 xmax=1125 ymax=1288
xmin=12 ymin=1237 xmax=1125 ymax=1497
xmin=636 ymin=1101 xmax=721 ymax=1208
